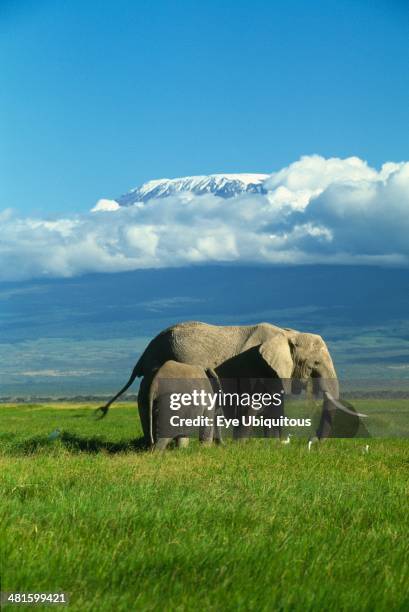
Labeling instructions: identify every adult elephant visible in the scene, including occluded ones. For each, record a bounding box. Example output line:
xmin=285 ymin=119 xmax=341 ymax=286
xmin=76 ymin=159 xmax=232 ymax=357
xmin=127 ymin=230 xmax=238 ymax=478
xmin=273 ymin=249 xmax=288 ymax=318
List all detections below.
xmin=97 ymin=321 xmax=354 ymax=439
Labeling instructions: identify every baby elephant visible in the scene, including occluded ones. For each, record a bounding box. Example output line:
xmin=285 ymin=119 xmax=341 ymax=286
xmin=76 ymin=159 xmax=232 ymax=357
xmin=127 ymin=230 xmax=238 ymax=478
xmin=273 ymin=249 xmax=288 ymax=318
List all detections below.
xmin=148 ymin=360 xmax=223 ymax=450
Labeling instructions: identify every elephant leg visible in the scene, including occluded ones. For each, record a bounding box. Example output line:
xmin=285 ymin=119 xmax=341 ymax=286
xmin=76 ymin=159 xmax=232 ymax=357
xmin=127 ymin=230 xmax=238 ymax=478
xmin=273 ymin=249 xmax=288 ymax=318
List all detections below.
xmin=264 ymin=395 xmax=283 ymax=439
xmin=263 ymin=411 xmax=281 ymax=439
xmin=213 ymin=413 xmax=224 ymax=445
xmin=154 ymin=437 xmax=173 ymax=451
xmin=200 ymin=419 xmax=223 ymax=445
xmin=264 ymin=424 xmax=280 ymax=439
xmin=137 ymin=376 xmax=151 ymax=444
xmin=199 ymin=419 xmax=214 ymax=445
xmin=234 ymin=412 xmax=252 ymax=441
xmin=177 ymin=437 xmax=190 ymax=449
xmin=199 ymin=430 xmax=213 ymax=446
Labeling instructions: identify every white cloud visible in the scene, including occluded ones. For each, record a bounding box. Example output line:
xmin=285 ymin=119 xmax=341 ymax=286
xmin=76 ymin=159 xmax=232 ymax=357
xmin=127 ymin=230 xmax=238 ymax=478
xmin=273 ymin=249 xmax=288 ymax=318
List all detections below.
xmin=265 ymin=155 xmax=379 ymax=192
xmin=91 ymin=198 xmax=120 ymax=212
xmin=1 ymin=155 xmax=409 ymax=281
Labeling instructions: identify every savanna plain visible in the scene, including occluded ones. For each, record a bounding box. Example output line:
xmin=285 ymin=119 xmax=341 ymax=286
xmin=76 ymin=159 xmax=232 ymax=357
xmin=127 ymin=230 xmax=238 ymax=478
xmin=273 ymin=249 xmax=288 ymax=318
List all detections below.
xmin=1 ymin=402 xmax=409 ymax=611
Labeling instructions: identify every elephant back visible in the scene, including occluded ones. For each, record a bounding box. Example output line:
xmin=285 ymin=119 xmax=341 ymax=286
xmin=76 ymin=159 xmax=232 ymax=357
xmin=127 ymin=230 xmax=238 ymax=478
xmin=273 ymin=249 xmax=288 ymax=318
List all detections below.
xmin=137 ymin=321 xmax=285 ymax=374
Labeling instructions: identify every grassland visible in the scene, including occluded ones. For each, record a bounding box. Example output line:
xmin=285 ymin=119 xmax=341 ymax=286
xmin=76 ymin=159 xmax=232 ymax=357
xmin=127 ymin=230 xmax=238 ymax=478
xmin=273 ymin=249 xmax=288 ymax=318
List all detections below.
xmin=1 ymin=402 xmax=409 ymax=611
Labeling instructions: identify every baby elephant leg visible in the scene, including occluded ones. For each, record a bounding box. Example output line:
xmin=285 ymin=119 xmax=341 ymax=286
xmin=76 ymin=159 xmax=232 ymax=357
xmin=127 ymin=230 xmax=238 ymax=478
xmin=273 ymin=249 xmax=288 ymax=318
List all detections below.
xmin=177 ymin=437 xmax=190 ymax=448
xmin=199 ymin=423 xmax=214 ymax=446
xmin=154 ymin=437 xmax=173 ymax=451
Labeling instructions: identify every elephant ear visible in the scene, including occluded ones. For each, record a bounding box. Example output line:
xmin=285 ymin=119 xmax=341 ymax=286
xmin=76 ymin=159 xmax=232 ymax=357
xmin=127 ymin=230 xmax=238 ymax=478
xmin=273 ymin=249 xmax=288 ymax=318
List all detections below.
xmin=258 ymin=335 xmax=294 ymax=393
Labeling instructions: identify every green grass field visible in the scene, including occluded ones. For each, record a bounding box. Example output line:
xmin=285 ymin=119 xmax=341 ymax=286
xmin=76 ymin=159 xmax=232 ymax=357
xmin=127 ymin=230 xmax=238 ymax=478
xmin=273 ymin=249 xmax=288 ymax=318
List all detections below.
xmin=1 ymin=402 xmax=409 ymax=611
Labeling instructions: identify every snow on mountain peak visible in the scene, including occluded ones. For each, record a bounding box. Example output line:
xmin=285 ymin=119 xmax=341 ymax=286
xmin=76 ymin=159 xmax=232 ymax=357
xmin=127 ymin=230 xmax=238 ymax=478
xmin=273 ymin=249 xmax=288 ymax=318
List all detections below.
xmin=116 ymin=173 xmax=269 ymax=206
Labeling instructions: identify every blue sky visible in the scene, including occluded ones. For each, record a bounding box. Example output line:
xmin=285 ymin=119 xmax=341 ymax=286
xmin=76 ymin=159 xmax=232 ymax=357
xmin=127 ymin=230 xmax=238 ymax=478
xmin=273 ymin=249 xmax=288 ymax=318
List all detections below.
xmin=1 ymin=0 xmax=408 ymax=215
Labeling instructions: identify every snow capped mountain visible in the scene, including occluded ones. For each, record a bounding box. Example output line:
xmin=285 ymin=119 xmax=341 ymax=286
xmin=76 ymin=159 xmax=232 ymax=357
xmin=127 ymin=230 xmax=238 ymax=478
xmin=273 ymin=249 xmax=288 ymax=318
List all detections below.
xmin=117 ymin=173 xmax=269 ymax=206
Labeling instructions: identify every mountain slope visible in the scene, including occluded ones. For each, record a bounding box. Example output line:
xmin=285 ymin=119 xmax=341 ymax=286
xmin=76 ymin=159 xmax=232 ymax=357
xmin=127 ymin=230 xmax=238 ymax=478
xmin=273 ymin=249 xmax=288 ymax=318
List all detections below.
xmin=117 ymin=173 xmax=269 ymax=205
xmin=3 ymin=265 xmax=409 ymax=396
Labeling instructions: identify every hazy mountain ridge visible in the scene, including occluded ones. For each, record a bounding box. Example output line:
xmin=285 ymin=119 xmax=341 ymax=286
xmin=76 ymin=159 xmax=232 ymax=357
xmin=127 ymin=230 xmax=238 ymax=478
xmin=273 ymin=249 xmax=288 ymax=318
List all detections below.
xmin=2 ymin=265 xmax=409 ymax=396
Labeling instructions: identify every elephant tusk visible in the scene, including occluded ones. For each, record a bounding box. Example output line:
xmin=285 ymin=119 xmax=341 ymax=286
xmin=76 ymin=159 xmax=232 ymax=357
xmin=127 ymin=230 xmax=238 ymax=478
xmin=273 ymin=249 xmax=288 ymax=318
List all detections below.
xmin=324 ymin=392 xmax=368 ymax=418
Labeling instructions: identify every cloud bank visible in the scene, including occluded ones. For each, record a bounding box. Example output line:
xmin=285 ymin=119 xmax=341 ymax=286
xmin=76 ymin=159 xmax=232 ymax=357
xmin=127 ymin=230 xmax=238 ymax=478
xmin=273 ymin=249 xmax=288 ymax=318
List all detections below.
xmin=1 ymin=155 xmax=409 ymax=281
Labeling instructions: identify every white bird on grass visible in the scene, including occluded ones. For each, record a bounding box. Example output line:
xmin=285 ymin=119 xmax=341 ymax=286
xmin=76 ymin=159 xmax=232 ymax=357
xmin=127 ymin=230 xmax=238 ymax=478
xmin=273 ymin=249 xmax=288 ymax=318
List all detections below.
xmin=281 ymin=434 xmax=292 ymax=445
xmin=308 ymin=436 xmax=319 ymax=451
xmin=363 ymin=444 xmax=369 ymax=454
xmin=48 ymin=428 xmax=61 ymax=441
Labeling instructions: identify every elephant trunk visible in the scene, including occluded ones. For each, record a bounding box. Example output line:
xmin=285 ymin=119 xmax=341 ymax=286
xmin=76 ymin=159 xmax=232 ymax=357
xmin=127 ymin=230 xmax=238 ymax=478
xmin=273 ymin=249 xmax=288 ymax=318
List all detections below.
xmin=318 ymin=376 xmax=339 ymax=400
xmin=314 ymin=366 xmax=339 ymax=439
xmin=315 ymin=370 xmax=368 ymax=439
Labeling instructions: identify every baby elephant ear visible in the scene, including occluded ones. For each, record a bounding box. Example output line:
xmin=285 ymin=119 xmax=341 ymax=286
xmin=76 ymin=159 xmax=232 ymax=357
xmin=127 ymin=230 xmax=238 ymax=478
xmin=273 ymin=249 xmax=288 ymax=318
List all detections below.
xmin=258 ymin=335 xmax=293 ymax=393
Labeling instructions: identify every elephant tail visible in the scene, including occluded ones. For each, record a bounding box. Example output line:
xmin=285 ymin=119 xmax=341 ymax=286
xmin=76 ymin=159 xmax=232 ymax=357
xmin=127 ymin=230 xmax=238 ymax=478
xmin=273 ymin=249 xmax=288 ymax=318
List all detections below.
xmin=95 ymin=364 xmax=140 ymax=419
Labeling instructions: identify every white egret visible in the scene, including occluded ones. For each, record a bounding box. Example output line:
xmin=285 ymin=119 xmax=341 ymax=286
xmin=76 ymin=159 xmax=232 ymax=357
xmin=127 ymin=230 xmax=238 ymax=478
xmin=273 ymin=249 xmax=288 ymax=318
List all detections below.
xmin=308 ymin=436 xmax=319 ymax=451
